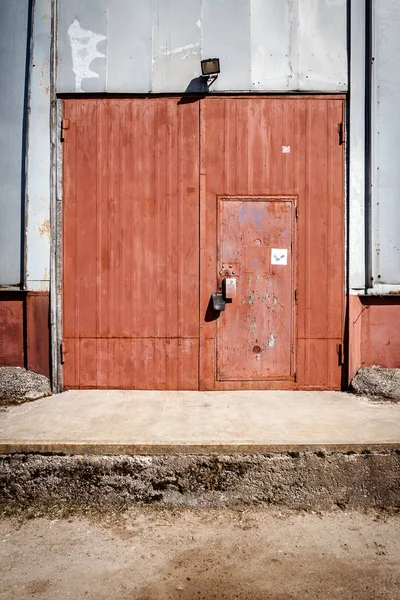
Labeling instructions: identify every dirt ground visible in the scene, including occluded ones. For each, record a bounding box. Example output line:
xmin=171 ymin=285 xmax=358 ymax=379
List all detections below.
xmin=0 ymin=508 xmax=399 ymax=600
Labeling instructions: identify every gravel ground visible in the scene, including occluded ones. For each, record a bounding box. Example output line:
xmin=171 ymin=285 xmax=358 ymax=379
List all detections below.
xmin=0 ymin=367 xmax=51 ymax=406
xmin=0 ymin=507 xmax=399 ymax=599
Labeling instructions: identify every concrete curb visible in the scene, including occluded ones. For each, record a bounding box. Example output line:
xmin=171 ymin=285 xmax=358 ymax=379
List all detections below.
xmin=0 ymin=442 xmax=399 ymax=456
xmin=1 ymin=449 xmax=399 ymax=510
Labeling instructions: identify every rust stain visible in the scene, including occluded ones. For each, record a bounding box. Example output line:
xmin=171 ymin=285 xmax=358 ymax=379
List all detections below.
xmin=39 ymin=219 xmax=50 ymax=238
xmin=40 ymin=60 xmax=49 ymax=95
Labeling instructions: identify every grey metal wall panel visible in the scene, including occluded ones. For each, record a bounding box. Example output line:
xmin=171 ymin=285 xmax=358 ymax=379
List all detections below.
xmin=202 ymin=0 xmax=251 ymax=92
xmin=107 ymin=0 xmax=152 ymax=92
xmin=57 ymin=0 xmax=107 ymax=93
xmin=250 ymin=0 xmax=294 ymax=90
xmin=152 ymin=0 xmax=201 ymax=93
xmin=0 ymin=0 xmax=29 ymax=286
xmin=372 ymin=0 xmax=400 ymax=285
xmin=298 ymin=0 xmax=347 ymax=91
xmin=57 ymin=0 xmax=348 ymax=94
xmin=26 ymin=0 xmax=51 ymax=290
xmin=349 ymin=0 xmax=366 ymax=291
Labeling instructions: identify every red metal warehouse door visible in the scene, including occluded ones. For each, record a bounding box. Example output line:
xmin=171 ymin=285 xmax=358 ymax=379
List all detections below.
xmin=63 ymin=96 xmax=344 ymax=390
xmin=62 ymin=99 xmax=200 ymax=389
xmin=199 ymin=97 xmax=345 ymax=390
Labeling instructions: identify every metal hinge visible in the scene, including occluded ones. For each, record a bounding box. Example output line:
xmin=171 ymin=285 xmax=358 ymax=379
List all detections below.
xmin=60 ymin=341 xmax=67 ymax=364
xmin=291 ymin=344 xmax=294 ymax=354
xmin=294 ymin=289 xmax=298 ymax=302
xmin=337 ymin=122 xmax=346 ymax=145
xmin=294 ymin=372 xmax=297 ymax=383
xmin=337 ymin=343 xmax=344 ymax=366
xmin=295 ymin=206 xmax=299 ymax=219
xmin=61 ymin=118 xmax=70 ymax=142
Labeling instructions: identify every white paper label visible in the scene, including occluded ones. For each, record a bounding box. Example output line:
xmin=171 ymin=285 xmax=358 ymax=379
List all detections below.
xmin=271 ymin=248 xmax=288 ymax=265
xmin=282 ymin=146 xmax=291 ymax=153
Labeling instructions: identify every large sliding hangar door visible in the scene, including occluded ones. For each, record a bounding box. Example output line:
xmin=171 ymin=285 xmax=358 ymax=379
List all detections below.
xmin=62 ymin=96 xmax=345 ymax=390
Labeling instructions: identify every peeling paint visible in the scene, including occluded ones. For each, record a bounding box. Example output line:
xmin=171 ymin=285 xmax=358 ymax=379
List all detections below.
xmin=158 ymin=42 xmax=200 ymax=58
xmin=68 ymin=19 xmax=106 ymax=92
xmin=39 ymin=219 xmax=50 ymax=238
xmin=40 ymin=59 xmax=50 ymax=95
xmin=268 ymin=334 xmax=276 ymax=348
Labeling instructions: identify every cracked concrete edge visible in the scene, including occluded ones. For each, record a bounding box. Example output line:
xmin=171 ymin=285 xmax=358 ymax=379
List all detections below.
xmin=0 ymin=442 xmax=398 ymax=456
xmin=1 ymin=451 xmax=399 ymax=510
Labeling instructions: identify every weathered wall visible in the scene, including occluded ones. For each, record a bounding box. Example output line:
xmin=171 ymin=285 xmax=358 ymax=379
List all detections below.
xmin=361 ymin=298 xmax=400 ymax=368
xmin=57 ymin=0 xmax=348 ymax=94
xmin=0 ymin=0 xmax=30 ymax=287
xmin=348 ymin=295 xmax=363 ymax=383
xmin=348 ymin=296 xmax=400 ymax=375
xmin=0 ymin=294 xmax=50 ymax=377
xmin=0 ymin=294 xmax=25 ymax=368
xmin=370 ymin=0 xmax=400 ymax=290
xmin=25 ymin=0 xmax=51 ymax=292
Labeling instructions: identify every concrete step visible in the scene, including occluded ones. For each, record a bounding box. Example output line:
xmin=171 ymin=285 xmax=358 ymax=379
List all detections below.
xmin=0 ymin=390 xmax=399 ymax=510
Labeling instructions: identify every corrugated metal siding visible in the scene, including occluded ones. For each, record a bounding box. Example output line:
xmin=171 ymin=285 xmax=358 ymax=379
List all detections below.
xmin=62 ymin=99 xmax=199 ymax=389
xmin=200 ymin=97 xmax=345 ymax=390
xmin=57 ymin=0 xmax=348 ymax=94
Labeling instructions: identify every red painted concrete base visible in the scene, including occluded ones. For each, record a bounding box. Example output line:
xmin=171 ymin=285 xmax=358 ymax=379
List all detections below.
xmin=0 ymin=292 xmax=50 ymax=378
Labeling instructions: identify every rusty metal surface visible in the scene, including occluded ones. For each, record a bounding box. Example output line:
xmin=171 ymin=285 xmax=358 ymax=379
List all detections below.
xmin=200 ymin=96 xmax=345 ymax=390
xmin=62 ymin=98 xmax=199 ymax=389
xmin=217 ymin=198 xmax=295 ymax=381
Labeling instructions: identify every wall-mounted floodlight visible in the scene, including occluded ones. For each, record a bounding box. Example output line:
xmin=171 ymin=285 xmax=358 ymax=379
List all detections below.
xmin=200 ymin=58 xmax=220 ymax=87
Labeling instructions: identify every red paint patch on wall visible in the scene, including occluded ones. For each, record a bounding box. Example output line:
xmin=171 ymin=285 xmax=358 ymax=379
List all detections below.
xmin=348 ymin=295 xmax=363 ymax=383
xmin=0 ymin=293 xmax=24 ymax=367
xmin=0 ymin=292 xmax=50 ymax=377
xmin=26 ymin=292 xmax=50 ymax=377
xmin=361 ymin=298 xmax=400 ymax=368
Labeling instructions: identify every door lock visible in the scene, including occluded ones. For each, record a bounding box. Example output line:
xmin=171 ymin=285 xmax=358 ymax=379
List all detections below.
xmin=212 ymin=292 xmax=225 ymax=311
xmin=212 ymin=277 xmax=237 ymax=312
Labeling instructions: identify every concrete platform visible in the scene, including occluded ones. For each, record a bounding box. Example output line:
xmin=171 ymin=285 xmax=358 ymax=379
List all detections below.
xmin=1 ymin=391 xmax=399 ymax=510
xmin=0 ymin=390 xmax=399 ymax=455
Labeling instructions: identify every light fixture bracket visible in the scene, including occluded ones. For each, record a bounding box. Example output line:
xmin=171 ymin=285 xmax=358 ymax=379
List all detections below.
xmin=200 ymin=58 xmax=220 ymax=87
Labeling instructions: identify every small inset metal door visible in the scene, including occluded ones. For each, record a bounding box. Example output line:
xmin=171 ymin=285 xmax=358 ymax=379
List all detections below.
xmin=217 ymin=197 xmax=296 ymax=381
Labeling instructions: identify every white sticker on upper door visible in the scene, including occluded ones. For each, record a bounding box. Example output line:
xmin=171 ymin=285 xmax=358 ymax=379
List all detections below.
xmin=271 ymin=248 xmax=288 ymax=265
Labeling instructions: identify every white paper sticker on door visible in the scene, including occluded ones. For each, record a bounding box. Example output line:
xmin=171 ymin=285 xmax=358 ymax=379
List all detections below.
xmin=271 ymin=248 xmax=288 ymax=265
